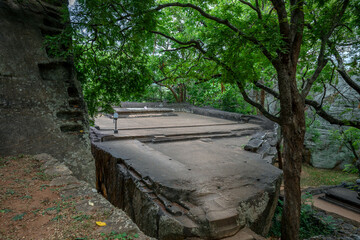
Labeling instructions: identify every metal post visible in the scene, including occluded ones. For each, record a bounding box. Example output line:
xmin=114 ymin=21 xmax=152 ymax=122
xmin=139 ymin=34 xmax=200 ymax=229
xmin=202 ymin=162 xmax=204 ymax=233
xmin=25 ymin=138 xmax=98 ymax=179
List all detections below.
xmin=114 ymin=112 xmax=118 ymax=134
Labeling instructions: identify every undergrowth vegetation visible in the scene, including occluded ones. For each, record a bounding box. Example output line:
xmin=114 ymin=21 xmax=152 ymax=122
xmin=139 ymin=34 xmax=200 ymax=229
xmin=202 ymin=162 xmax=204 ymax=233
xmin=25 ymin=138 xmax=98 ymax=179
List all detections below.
xmin=268 ymin=196 xmax=336 ymax=239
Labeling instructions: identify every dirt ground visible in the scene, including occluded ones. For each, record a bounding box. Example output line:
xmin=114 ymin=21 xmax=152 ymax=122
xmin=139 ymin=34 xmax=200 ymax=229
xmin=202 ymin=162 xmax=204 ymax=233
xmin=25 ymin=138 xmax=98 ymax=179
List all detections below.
xmin=1 ymin=155 xmax=357 ymax=240
xmin=0 ymin=155 xmax=138 ymax=240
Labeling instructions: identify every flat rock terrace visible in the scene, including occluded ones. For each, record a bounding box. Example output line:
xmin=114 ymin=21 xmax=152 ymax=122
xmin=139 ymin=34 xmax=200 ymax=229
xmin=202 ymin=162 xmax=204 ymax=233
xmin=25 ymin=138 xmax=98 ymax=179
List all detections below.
xmin=91 ymin=103 xmax=283 ymax=240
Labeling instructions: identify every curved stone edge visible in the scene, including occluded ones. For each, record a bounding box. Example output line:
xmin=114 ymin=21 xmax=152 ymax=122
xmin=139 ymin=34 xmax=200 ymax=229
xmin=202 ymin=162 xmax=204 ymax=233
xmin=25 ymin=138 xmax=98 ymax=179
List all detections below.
xmin=92 ymin=141 xmax=283 ymax=239
xmin=34 ymin=153 xmax=153 ymax=240
xmin=238 ymin=176 xmax=282 ymax=236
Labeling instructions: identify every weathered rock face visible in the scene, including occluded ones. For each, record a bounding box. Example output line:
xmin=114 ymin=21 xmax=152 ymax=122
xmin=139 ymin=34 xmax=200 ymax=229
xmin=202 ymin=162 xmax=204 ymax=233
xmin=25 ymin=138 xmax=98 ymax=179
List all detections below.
xmin=305 ymin=76 xmax=360 ymax=169
xmin=0 ymin=0 xmax=95 ymax=184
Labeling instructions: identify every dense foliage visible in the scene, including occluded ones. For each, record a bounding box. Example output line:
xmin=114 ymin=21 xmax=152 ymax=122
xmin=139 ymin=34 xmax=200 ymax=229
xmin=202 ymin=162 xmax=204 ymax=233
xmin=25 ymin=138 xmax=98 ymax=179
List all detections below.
xmin=132 ymin=81 xmax=256 ymax=114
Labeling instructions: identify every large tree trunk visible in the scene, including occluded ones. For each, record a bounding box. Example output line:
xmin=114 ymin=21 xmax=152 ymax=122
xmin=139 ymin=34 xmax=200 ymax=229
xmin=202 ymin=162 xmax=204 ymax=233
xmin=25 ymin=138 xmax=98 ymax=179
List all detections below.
xmin=179 ymin=83 xmax=187 ymax=102
xmin=279 ymin=70 xmax=306 ymax=240
xmin=281 ymin=117 xmax=304 ymax=240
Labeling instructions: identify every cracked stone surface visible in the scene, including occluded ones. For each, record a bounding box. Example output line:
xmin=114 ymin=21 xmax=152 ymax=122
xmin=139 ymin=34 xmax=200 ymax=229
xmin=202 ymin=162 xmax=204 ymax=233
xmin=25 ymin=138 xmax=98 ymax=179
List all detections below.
xmin=93 ymin=109 xmax=283 ymax=239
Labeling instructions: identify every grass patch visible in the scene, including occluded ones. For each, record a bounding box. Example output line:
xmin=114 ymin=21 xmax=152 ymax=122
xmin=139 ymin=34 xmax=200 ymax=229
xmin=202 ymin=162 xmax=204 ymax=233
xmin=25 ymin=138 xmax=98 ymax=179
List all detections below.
xmin=21 ymin=195 xmax=32 ymax=200
xmin=5 ymin=189 xmax=15 ymax=195
xmin=301 ymin=164 xmax=358 ymax=188
xmin=72 ymin=214 xmax=91 ymax=222
xmin=0 ymin=209 xmax=12 ymax=213
xmin=0 ymin=158 xmax=9 ymax=167
xmin=101 ymin=231 xmax=139 ymax=240
xmin=35 ymin=172 xmax=53 ymax=181
xmin=12 ymin=213 xmax=26 ymax=221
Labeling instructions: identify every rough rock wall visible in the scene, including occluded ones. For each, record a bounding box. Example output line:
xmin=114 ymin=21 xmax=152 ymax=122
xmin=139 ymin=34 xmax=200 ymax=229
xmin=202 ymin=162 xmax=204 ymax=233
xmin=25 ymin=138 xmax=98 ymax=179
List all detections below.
xmin=305 ymin=76 xmax=360 ymax=169
xmin=258 ymin=75 xmax=359 ymax=169
xmin=0 ymin=0 xmax=95 ymax=184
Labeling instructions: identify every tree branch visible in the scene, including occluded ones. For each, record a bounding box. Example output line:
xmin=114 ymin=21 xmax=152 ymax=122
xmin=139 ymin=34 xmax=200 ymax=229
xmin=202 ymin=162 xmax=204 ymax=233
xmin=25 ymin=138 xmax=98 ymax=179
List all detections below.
xmin=270 ymin=0 xmax=291 ymax=47
xmin=305 ymin=99 xmax=360 ymax=129
xmin=153 ymin=2 xmax=276 ymax=62
xmin=289 ymin=0 xmax=304 ymax=66
xmin=301 ymin=39 xmax=329 ymax=97
xmin=238 ymin=0 xmax=262 ymax=19
xmin=328 ymin=43 xmax=360 ymax=95
xmin=151 ymin=30 xmax=206 ymax=54
xmin=195 ymin=74 xmax=222 ymax=84
xmin=194 ymin=48 xmax=280 ymax=123
xmin=161 ymin=45 xmax=195 ymax=52
xmin=254 ymin=81 xmax=280 ymax=99
xmin=236 ymin=81 xmax=280 ymax=123
xmin=301 ymin=0 xmax=350 ymax=98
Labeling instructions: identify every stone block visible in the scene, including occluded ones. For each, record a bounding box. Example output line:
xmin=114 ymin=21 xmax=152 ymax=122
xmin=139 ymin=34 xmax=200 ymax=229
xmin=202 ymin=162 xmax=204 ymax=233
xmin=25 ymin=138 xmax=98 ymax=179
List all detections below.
xmin=244 ymin=139 xmax=263 ymax=152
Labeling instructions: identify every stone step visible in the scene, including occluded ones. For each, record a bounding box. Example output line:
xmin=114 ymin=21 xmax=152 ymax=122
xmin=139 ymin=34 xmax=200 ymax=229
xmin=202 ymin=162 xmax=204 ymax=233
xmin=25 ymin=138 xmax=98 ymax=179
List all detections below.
xmin=118 ymin=112 xmax=178 ymax=118
xmin=114 ymin=107 xmax=174 ymax=115
xmin=100 ymin=122 xmax=241 ymax=131
xmin=223 ymin=227 xmax=265 ymax=240
xmin=150 ymin=133 xmax=237 ymax=143
xmin=207 ymin=209 xmax=240 ymax=238
xmin=68 ymin=98 xmax=83 ymax=108
xmin=212 ymin=224 xmax=241 ymax=239
xmin=56 ymin=110 xmax=84 ymax=122
xmin=60 ymin=124 xmax=83 ymax=133
xmin=101 ymin=128 xmax=258 ymax=143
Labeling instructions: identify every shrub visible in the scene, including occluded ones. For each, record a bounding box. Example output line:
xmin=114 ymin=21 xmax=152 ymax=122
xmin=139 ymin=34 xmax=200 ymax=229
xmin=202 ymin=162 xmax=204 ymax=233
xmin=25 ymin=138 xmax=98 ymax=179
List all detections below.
xmin=268 ymin=196 xmax=336 ymax=239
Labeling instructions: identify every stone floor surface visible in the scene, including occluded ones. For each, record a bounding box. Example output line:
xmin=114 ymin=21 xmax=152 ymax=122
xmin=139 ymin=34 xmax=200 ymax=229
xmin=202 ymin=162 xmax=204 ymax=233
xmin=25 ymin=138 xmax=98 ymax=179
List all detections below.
xmin=93 ymin=110 xmax=283 ymax=239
